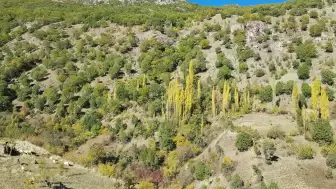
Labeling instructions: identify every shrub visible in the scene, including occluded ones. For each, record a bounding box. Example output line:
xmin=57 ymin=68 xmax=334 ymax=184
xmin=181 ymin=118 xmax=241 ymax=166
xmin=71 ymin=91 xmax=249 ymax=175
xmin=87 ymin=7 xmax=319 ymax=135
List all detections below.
xmin=321 ymin=69 xmax=335 ymax=85
xmin=31 ymin=66 xmax=48 ymax=81
xmin=297 ymin=64 xmax=310 ymax=80
xmin=269 ymin=62 xmax=276 ymax=72
xmin=217 ymin=66 xmax=232 ymax=80
xmin=136 ymin=181 xmax=155 ymax=189
xmin=311 ymin=119 xmax=333 ymax=145
xmin=301 ymin=83 xmax=311 ymax=97
xmin=236 ymin=132 xmax=253 ymax=152
xmin=297 ymin=145 xmax=314 ymax=160
xmin=237 ymin=46 xmax=253 ymax=61
xmin=275 ymin=81 xmax=294 ymax=96
xmin=230 ymin=174 xmax=244 ymax=189
xmin=309 ymin=10 xmax=318 ymax=18
xmin=296 ymin=41 xmax=317 ymax=62
xmin=309 ymin=24 xmax=324 ymax=37
xmin=263 ymin=140 xmax=276 ymax=165
xmin=200 ymin=39 xmax=210 ymax=49
xmin=292 ymin=60 xmax=300 ymax=69
xmin=216 ymin=53 xmax=233 ymax=69
xmin=267 ymin=126 xmax=285 ymax=139
xmin=215 ymin=47 xmax=221 ymax=54
xmin=255 ymin=69 xmax=266 ymax=77
xmin=192 ymin=161 xmax=211 ymax=180
xmin=98 ymin=163 xmax=116 ymax=177
xmin=326 ymin=168 xmax=333 ymax=179
xmin=325 ymin=41 xmax=333 ymax=53
xmin=239 ymin=62 xmax=248 ymax=73
xmin=326 ymin=87 xmax=335 ymax=101
xmin=259 ymin=85 xmax=273 ymax=103
xmin=326 ymin=151 xmax=336 ymax=169
xmin=222 ymin=157 xmax=235 ymax=174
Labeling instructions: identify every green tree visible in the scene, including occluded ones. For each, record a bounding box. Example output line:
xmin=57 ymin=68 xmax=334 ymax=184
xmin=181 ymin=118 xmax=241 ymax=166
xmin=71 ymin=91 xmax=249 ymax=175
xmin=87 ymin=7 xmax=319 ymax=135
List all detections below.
xmin=311 ymin=119 xmax=333 ymax=145
xmin=301 ymin=83 xmax=311 ymax=97
xmin=192 ymin=161 xmax=211 ymax=180
xmin=259 ymin=85 xmax=273 ymax=103
xmin=296 ymin=41 xmax=317 ymax=62
xmin=217 ymin=66 xmax=232 ymax=80
xmin=200 ymin=39 xmax=210 ymax=49
xmin=321 ymin=69 xmax=335 ymax=85
xmin=230 ymin=174 xmax=244 ymax=189
xmin=236 ymin=132 xmax=253 ymax=152
xmin=297 ymin=64 xmax=310 ymax=80
xmin=309 ymin=24 xmax=324 ymax=37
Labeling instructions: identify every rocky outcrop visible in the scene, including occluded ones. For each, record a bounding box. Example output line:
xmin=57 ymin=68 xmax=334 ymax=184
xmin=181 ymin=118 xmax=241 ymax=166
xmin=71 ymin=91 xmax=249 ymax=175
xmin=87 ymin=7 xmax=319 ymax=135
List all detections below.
xmin=246 ymin=21 xmax=270 ymax=45
xmin=0 ymin=141 xmax=49 ymax=156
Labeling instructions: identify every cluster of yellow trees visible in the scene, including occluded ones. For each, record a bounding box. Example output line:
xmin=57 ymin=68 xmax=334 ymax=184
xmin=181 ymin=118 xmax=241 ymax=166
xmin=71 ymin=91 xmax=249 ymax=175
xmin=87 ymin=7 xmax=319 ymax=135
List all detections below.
xmin=166 ymin=62 xmax=329 ymax=124
xmin=211 ymin=83 xmax=252 ymax=117
xmin=293 ymin=77 xmax=329 ymax=129
xmin=166 ymin=61 xmax=253 ymax=121
xmin=166 ymin=62 xmax=194 ymax=121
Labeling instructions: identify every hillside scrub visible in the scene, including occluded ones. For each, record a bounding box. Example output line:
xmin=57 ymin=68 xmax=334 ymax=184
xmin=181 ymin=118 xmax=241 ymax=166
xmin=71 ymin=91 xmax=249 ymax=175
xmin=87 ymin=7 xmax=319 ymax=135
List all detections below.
xmin=0 ymin=0 xmax=335 ymax=188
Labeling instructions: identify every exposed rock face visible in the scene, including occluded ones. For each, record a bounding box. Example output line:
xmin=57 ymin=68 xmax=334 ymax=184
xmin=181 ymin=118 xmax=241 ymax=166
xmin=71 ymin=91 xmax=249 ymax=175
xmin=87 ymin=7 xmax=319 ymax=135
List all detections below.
xmin=246 ymin=21 xmax=270 ymax=45
xmin=14 ymin=141 xmax=49 ymax=156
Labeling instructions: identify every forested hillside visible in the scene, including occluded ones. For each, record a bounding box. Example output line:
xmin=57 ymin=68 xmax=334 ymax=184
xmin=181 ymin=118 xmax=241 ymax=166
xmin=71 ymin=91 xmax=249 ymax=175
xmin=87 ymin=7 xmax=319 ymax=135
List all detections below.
xmin=0 ymin=0 xmax=336 ymax=188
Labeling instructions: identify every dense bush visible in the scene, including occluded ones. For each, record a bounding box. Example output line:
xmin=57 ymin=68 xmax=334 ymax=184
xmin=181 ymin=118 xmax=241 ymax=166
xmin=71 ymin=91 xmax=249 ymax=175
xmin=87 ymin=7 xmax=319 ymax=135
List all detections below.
xmin=236 ymin=132 xmax=253 ymax=152
xmin=200 ymin=39 xmax=210 ymax=49
xmin=267 ymin=126 xmax=285 ymax=139
xmin=263 ymin=140 xmax=276 ymax=165
xmin=239 ymin=62 xmax=248 ymax=73
xmin=297 ymin=145 xmax=314 ymax=160
xmin=216 ymin=53 xmax=233 ymax=69
xmin=230 ymin=174 xmax=244 ymax=189
xmin=296 ymin=41 xmax=317 ymax=62
xmin=309 ymin=24 xmax=324 ymax=37
xmin=192 ymin=161 xmax=211 ymax=180
xmin=301 ymin=83 xmax=312 ymax=97
xmin=275 ymin=81 xmax=294 ymax=96
xmin=259 ymin=85 xmax=273 ymax=103
xmin=325 ymin=41 xmax=334 ymax=53
xmin=326 ymin=151 xmax=336 ymax=169
xmin=311 ymin=119 xmax=333 ymax=145
xmin=321 ymin=69 xmax=335 ymax=85
xmin=217 ymin=66 xmax=232 ymax=80
xmin=297 ymin=64 xmax=310 ymax=80
xmin=255 ymin=69 xmax=266 ymax=77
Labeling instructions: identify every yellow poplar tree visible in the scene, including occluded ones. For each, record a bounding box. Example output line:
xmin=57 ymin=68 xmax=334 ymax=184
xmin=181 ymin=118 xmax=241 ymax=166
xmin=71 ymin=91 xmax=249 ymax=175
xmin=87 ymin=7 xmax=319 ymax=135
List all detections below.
xmin=302 ymin=105 xmax=307 ymax=135
xmin=184 ymin=61 xmax=194 ymax=117
xmin=212 ymin=87 xmax=216 ymax=117
xmin=291 ymin=84 xmax=299 ymax=113
xmin=197 ymin=79 xmax=201 ymax=99
xmin=113 ymin=82 xmax=117 ymax=100
xmin=320 ymin=86 xmax=329 ymax=120
xmin=234 ymin=87 xmax=239 ymax=112
xmin=142 ymin=74 xmax=147 ymax=89
xmin=311 ymin=77 xmax=321 ymax=118
xmin=222 ymin=81 xmax=231 ymax=115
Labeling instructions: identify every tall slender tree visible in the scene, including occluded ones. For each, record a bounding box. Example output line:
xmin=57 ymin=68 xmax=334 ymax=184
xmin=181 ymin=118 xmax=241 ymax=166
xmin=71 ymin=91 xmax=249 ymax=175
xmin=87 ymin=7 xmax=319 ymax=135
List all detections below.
xmin=234 ymin=87 xmax=239 ymax=112
xmin=212 ymin=87 xmax=216 ymax=117
xmin=197 ymin=79 xmax=201 ymax=99
xmin=184 ymin=61 xmax=194 ymax=117
xmin=320 ymin=86 xmax=329 ymax=120
xmin=291 ymin=84 xmax=299 ymax=114
xmin=311 ymin=77 xmax=321 ymax=118
xmin=222 ymin=81 xmax=231 ymax=115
